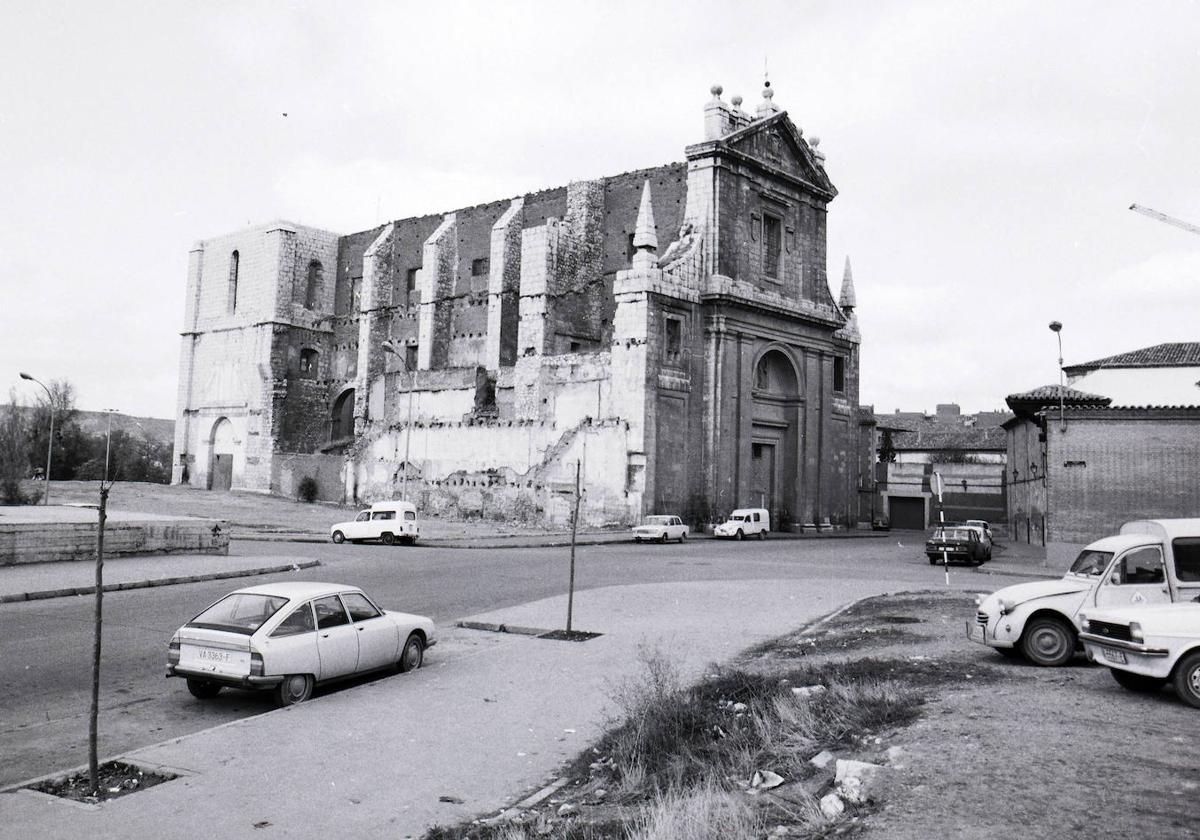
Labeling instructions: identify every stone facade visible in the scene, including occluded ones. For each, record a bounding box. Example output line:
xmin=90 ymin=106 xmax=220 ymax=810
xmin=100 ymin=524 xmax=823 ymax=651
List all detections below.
xmin=173 ymin=83 xmax=865 ymax=528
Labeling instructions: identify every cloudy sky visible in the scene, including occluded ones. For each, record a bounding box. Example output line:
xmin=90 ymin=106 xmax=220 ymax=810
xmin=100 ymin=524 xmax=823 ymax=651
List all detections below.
xmin=2 ymin=0 xmax=1198 ymax=418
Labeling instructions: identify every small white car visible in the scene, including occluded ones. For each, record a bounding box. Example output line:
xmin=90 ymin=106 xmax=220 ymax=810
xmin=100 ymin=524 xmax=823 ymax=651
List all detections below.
xmin=166 ymin=582 xmax=435 ymax=706
xmin=969 ymin=518 xmax=1200 ymax=666
xmin=632 ymin=515 xmax=689 ymax=544
xmin=713 ymin=508 xmax=770 ymax=540
xmin=331 ymin=500 xmax=420 ymax=546
xmin=1080 ymin=603 xmax=1200 ymax=708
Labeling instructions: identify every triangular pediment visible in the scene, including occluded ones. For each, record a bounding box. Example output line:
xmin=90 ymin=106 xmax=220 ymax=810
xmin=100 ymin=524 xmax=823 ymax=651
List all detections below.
xmin=723 ymin=112 xmax=836 ymax=198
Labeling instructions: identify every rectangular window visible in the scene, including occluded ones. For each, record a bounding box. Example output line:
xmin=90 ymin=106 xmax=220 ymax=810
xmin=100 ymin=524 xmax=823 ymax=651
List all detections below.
xmin=1173 ymin=539 xmax=1200 ymax=581
xmin=405 ymin=344 xmax=418 ymax=371
xmin=762 ymin=214 xmax=782 ymax=278
xmin=833 ymin=356 xmax=846 ymax=393
xmin=471 ymin=257 xmax=490 ymax=277
xmin=405 ymin=268 xmax=419 ymax=292
xmin=664 ymin=317 xmax=682 ymax=363
xmin=626 ymin=232 xmax=636 ymax=262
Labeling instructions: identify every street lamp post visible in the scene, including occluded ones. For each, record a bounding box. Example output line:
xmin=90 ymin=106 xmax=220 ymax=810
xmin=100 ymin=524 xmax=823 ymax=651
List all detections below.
xmin=1048 ymin=321 xmax=1065 ymax=431
xmin=19 ymin=372 xmax=54 ymax=505
xmin=103 ymin=409 xmax=118 ymax=483
xmin=380 ymin=341 xmax=415 ymax=501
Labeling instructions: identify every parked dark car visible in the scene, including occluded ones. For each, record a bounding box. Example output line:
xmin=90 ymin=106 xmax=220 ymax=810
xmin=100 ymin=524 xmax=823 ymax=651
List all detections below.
xmin=925 ymin=526 xmax=989 ymax=565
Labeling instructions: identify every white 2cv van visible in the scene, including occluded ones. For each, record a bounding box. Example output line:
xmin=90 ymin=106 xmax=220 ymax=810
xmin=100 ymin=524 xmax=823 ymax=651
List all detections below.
xmin=969 ymin=519 xmax=1200 ymax=666
xmin=330 ymin=501 xmax=420 ymax=546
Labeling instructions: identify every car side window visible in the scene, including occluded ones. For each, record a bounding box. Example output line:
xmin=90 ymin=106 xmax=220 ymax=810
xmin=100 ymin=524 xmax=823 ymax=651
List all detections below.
xmin=355 ymin=511 xmax=370 ymax=522
xmin=753 ymin=512 xmax=760 ymax=522
xmin=372 ymin=511 xmax=396 ymax=521
xmin=1120 ymin=547 xmax=1165 ymax=584
xmin=271 ymin=602 xmax=316 ymax=637
xmin=404 ymin=510 xmax=416 ymax=521
xmin=313 ymin=595 xmax=351 ymax=629
xmin=1173 ymin=538 xmax=1200 ymax=582
xmin=341 ymin=592 xmax=382 ymax=622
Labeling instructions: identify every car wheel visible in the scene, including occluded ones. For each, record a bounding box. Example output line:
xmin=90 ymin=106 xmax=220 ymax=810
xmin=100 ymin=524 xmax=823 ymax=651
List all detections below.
xmin=1111 ymin=668 xmax=1167 ymax=693
xmin=399 ymin=633 xmax=425 ymax=673
xmin=657 ymin=533 xmax=667 ymax=544
xmin=276 ymin=674 xmax=314 ymax=706
xmin=679 ymin=532 xmax=686 ymax=543
xmin=757 ymin=530 xmax=765 ymax=541
xmin=1020 ymin=616 xmax=1075 ymax=667
xmin=186 ymin=678 xmax=222 ymax=699
xmin=928 ymin=556 xmax=937 ymax=565
xmin=736 ymin=529 xmax=744 ymax=541
xmin=401 ymin=536 xmax=415 ymax=546
xmin=1172 ymin=650 xmax=1200 ymax=708
xmin=331 ymin=530 xmax=345 ymax=544
xmin=382 ymin=532 xmax=396 ymax=546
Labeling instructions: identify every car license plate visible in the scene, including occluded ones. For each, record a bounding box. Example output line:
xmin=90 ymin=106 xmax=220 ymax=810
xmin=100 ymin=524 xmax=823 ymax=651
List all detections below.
xmin=965 ymin=620 xmax=985 ymax=643
xmin=181 ymin=645 xmax=249 ymax=675
xmin=1102 ymin=647 xmax=1127 ymax=665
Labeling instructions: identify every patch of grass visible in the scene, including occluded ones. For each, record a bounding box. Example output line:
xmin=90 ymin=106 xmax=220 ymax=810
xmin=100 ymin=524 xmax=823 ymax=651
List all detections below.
xmin=629 ymin=781 xmax=765 ymax=840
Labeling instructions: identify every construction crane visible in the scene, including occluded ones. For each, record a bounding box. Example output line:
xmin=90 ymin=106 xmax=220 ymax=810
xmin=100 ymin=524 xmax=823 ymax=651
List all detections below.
xmin=1129 ymin=204 xmax=1200 ymax=237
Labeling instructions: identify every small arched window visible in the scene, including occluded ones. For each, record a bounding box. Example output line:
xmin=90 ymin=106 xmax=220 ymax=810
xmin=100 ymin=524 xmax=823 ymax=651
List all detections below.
xmin=227 ymin=250 xmax=239 ymax=314
xmin=299 ymin=348 xmax=319 ymax=378
xmin=304 ymin=260 xmax=323 ymax=310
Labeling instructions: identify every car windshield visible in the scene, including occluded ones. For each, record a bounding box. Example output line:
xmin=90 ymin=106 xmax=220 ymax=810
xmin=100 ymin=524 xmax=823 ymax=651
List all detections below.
xmin=188 ymin=593 xmax=289 ymax=635
xmin=1069 ymin=550 xmax=1114 ymax=577
xmin=644 ymin=516 xmax=671 ymax=526
xmin=933 ymin=529 xmax=971 ymax=541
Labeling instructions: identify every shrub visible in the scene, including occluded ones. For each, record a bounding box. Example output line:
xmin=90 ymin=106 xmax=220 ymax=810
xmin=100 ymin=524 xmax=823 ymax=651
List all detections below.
xmin=297 ymin=476 xmax=319 ymax=503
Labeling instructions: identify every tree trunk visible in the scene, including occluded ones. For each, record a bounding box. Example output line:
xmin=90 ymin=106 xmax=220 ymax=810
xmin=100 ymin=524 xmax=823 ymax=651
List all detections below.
xmin=88 ymin=484 xmax=108 ymax=793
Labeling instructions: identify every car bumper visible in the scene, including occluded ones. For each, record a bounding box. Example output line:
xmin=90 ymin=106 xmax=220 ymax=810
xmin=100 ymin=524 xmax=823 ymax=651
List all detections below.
xmin=965 ymin=616 xmax=1016 ymax=649
xmin=1079 ymin=633 xmax=1171 ymax=676
xmin=166 ymin=665 xmax=284 ymax=689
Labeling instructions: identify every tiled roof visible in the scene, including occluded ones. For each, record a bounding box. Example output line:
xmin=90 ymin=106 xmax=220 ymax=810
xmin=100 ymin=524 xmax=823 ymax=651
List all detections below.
xmin=1064 ymin=342 xmax=1200 ymax=375
xmin=1006 ymin=384 xmax=1110 ymax=403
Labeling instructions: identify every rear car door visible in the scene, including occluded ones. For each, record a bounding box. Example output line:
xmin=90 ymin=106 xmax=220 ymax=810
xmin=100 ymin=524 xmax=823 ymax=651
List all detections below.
xmin=263 ymin=601 xmax=319 ymax=676
xmin=340 ymin=592 xmax=398 ymax=672
xmin=312 ymin=595 xmax=360 ymax=680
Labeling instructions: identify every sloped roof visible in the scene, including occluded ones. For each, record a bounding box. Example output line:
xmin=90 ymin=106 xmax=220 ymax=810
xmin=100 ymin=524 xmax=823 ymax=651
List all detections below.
xmin=1064 ymin=342 xmax=1200 ymax=376
xmin=1006 ymin=384 xmax=1110 ymax=403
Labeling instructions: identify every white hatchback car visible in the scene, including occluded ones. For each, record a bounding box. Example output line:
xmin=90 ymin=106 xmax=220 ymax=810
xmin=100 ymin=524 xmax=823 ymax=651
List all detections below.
xmin=632 ymin=515 xmax=689 ymax=544
xmin=1080 ymin=603 xmax=1200 ymax=708
xmin=166 ymin=582 xmax=435 ymax=706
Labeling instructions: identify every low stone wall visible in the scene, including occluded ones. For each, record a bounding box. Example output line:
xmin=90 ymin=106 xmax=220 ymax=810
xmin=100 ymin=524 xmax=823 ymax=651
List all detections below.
xmin=0 ymin=510 xmax=229 ymax=565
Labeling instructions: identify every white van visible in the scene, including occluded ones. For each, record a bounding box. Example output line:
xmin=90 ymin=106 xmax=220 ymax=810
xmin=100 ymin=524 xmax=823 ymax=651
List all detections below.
xmin=330 ymin=501 xmax=420 ymax=546
xmin=713 ymin=508 xmax=770 ymax=540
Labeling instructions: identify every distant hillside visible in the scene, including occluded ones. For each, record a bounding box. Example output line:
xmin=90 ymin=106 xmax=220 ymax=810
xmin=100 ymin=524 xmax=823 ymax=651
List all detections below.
xmin=2 ymin=405 xmax=173 ymax=448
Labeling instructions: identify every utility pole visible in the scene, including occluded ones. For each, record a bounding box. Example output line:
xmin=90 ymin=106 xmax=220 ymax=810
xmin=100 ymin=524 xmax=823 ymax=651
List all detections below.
xmin=566 ymin=460 xmax=581 ymax=633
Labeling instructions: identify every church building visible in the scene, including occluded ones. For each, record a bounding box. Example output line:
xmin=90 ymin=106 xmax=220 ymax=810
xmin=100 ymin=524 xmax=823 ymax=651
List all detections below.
xmin=172 ymin=82 xmax=865 ymax=528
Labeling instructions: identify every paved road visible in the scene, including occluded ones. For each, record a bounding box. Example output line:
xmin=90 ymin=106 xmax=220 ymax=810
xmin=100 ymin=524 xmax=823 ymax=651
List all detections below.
xmin=0 ymin=536 xmax=1000 ymax=788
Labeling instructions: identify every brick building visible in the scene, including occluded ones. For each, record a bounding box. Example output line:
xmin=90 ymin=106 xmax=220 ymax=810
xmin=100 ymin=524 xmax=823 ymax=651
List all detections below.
xmin=1004 ymin=378 xmax=1200 ymax=564
xmin=172 ymin=83 xmax=864 ymax=528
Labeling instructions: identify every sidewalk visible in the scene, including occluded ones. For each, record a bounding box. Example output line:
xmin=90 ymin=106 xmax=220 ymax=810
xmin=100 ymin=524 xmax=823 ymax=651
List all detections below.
xmin=0 ymin=554 xmax=320 ymax=604
xmin=0 ymin=575 xmax=933 ymax=839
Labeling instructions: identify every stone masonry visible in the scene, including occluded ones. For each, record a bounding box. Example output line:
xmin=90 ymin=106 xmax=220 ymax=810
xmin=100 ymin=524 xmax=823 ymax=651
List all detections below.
xmin=173 ymin=82 xmax=866 ymax=528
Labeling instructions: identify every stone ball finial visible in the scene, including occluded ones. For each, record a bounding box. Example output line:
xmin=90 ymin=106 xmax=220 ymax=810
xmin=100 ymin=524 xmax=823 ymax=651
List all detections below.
xmin=762 ymin=86 xmax=775 ymax=100
xmin=710 ymin=84 xmax=723 ymax=98
xmin=731 ymin=94 xmax=743 ymax=107
xmin=810 ymin=136 xmax=820 ymax=148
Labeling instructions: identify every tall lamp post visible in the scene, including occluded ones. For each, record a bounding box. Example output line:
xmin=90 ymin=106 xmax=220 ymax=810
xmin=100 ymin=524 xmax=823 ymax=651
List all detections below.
xmin=19 ymin=372 xmax=54 ymax=505
xmin=381 ymin=341 xmax=415 ymax=501
xmin=1048 ymin=321 xmax=1065 ymax=431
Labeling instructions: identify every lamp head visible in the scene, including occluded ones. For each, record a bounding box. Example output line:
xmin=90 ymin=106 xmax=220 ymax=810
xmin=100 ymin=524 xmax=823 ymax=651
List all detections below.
xmin=381 ymin=340 xmax=398 ymax=355
xmin=1048 ymin=321 xmax=1062 ymax=333
xmin=19 ymin=372 xmax=33 ymax=380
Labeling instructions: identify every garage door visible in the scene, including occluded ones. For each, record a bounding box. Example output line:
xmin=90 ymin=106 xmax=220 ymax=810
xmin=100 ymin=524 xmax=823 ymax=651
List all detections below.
xmin=889 ymin=497 xmax=926 ymax=530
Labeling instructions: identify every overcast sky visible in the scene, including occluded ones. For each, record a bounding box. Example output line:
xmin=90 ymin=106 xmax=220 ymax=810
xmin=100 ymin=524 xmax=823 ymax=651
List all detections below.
xmin=3 ymin=1 xmax=1198 ymax=419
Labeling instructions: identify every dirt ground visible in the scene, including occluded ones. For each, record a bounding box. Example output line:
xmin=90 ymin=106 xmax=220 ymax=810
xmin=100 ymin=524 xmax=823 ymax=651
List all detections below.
xmin=843 ymin=593 xmax=1200 ymax=840
xmin=31 ymin=480 xmax=595 ymax=540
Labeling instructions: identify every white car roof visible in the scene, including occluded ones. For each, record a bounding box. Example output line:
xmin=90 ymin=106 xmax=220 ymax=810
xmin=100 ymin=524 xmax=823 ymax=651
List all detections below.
xmin=1085 ymin=534 xmax=1163 ymax=554
xmin=229 ymin=581 xmax=363 ymax=600
xmin=1120 ymin=519 xmax=1200 ymax=542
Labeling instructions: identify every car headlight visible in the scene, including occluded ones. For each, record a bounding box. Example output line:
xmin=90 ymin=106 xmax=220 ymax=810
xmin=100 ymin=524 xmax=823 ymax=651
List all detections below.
xmin=1129 ymin=622 xmax=1144 ymax=643
xmin=996 ymin=598 xmax=1013 ymax=615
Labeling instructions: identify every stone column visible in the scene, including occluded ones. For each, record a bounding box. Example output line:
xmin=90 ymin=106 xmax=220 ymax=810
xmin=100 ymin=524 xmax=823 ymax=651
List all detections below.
xmin=485 ymin=199 xmax=524 ymax=371
xmin=353 ymin=223 xmax=395 ymax=434
xmin=417 ymin=214 xmax=457 ymax=370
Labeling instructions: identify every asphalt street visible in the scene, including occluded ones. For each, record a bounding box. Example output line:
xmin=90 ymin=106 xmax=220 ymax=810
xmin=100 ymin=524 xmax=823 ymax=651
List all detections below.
xmin=0 ymin=535 xmax=1006 ymax=789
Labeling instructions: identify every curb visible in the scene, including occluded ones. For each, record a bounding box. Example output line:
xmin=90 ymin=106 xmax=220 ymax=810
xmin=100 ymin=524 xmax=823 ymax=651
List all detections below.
xmin=0 ymin=560 xmax=322 ymax=604
xmin=970 ymin=566 xmax=1059 ymax=581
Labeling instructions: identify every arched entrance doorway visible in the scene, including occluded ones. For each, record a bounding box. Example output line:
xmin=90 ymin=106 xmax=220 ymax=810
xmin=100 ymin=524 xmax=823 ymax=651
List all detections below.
xmin=750 ymin=349 xmax=802 ymax=529
xmin=209 ymin=417 xmax=234 ymax=491
xmin=331 ymin=389 xmax=355 ymax=441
